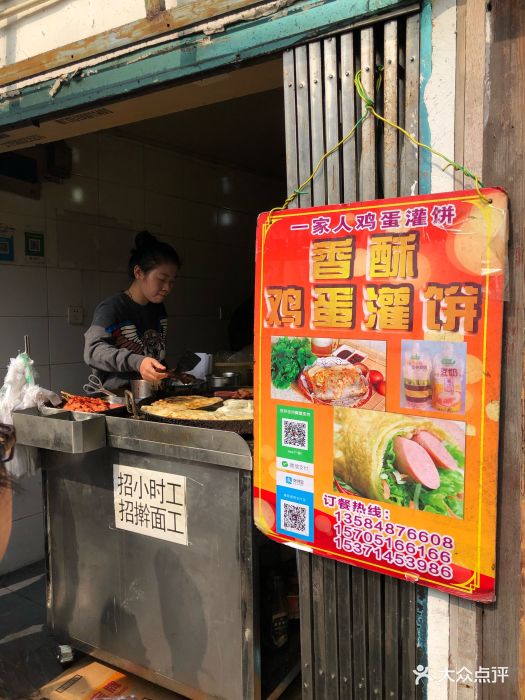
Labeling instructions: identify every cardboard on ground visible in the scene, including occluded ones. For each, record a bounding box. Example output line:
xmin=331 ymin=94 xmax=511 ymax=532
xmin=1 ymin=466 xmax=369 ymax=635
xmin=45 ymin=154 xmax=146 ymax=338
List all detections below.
xmin=38 ymin=659 xmax=182 ymax=700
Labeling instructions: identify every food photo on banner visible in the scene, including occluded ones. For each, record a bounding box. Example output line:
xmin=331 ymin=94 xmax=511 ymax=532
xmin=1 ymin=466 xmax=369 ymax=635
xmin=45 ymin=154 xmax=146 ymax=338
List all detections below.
xmin=253 ymin=188 xmax=507 ymax=602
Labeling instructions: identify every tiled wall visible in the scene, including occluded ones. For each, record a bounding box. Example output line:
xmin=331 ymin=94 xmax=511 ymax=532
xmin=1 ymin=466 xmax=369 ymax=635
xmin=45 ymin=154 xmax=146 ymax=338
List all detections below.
xmin=0 ymin=130 xmax=284 ymax=573
xmin=0 ymin=130 xmax=284 ymax=393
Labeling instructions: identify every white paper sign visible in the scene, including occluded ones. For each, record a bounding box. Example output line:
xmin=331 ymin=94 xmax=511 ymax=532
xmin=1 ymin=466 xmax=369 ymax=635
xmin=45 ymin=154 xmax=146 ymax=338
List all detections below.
xmin=113 ymin=464 xmax=188 ymax=545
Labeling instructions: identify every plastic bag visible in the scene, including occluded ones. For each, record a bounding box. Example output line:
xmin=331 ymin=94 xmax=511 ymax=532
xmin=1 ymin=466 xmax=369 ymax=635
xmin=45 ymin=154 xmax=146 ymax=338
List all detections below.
xmin=0 ymin=353 xmax=60 ymax=477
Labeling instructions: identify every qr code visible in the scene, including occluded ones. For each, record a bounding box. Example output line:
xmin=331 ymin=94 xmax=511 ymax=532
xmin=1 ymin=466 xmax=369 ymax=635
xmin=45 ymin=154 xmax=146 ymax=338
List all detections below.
xmin=282 ymin=418 xmax=308 ymax=449
xmin=281 ymin=500 xmax=309 ymax=536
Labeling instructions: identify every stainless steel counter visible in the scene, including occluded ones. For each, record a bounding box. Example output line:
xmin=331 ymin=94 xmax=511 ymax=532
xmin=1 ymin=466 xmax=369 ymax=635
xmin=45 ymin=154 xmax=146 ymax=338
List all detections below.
xmin=14 ymin=411 xmax=261 ymax=700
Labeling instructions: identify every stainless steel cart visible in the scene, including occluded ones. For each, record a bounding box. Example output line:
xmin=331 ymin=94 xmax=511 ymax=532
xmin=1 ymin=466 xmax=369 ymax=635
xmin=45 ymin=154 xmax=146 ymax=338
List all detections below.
xmin=14 ymin=410 xmax=298 ymax=700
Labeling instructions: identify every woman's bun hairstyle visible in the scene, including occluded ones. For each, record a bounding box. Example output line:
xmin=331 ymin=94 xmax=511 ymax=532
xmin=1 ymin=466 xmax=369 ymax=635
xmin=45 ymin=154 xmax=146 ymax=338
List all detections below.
xmin=128 ymin=230 xmax=181 ymax=279
xmin=134 ymin=230 xmax=157 ymax=252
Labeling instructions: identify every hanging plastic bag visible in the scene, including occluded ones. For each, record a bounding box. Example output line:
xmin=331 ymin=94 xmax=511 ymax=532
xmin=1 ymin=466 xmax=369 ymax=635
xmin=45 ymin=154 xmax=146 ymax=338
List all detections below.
xmin=0 ymin=352 xmax=60 ymax=477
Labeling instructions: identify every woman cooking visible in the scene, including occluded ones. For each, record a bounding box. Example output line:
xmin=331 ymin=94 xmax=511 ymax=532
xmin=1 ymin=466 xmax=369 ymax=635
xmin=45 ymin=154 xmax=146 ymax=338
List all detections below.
xmin=84 ymin=231 xmax=180 ymax=391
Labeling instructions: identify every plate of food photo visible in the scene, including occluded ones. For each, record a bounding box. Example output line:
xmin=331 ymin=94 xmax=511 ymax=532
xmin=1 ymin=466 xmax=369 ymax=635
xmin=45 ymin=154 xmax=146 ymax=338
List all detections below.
xmin=270 ymin=336 xmax=386 ymax=411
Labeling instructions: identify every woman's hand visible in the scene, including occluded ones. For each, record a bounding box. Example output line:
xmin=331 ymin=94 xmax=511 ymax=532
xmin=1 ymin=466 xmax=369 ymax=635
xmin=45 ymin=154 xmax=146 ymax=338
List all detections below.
xmin=139 ymin=357 xmax=168 ymax=382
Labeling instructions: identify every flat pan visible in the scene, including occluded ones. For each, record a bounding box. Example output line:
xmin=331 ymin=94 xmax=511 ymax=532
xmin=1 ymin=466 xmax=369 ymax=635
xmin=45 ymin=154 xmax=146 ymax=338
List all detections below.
xmin=141 ymin=411 xmax=253 ymax=434
xmin=138 ymin=396 xmax=253 ymax=434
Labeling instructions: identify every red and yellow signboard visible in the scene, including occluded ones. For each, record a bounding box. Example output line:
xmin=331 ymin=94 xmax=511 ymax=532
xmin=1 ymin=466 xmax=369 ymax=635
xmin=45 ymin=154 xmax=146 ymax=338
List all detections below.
xmin=254 ymin=189 xmax=507 ymax=602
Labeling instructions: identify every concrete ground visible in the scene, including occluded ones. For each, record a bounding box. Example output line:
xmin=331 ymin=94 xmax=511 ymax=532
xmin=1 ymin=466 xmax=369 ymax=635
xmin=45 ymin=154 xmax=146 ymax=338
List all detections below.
xmin=0 ymin=561 xmax=62 ymax=700
xmin=0 ymin=560 xmax=302 ymax=700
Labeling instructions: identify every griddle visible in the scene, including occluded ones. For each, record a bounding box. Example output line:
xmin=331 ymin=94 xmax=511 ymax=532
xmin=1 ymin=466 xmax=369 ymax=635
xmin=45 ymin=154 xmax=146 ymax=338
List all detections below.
xmin=138 ymin=396 xmax=253 ymax=434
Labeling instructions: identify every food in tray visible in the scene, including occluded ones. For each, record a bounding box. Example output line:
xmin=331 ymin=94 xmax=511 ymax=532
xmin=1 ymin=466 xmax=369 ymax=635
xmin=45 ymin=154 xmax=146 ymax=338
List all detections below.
xmin=299 ymin=357 xmax=369 ymax=406
xmin=62 ymin=395 xmax=110 ymax=413
xmin=333 ymin=410 xmax=465 ymax=517
xmin=142 ymin=398 xmax=254 ymax=421
xmin=214 ymin=399 xmax=253 ymax=419
xmin=167 ymin=371 xmax=198 ymax=385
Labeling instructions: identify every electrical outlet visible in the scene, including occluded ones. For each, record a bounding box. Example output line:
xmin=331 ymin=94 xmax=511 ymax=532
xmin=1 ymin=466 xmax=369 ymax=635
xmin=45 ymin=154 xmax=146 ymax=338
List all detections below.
xmin=67 ymin=305 xmax=84 ymax=325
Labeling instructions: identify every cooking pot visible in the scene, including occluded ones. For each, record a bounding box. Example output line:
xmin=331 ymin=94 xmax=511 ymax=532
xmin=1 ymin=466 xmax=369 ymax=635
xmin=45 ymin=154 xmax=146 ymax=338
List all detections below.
xmin=209 ymin=372 xmax=240 ymax=389
xmin=130 ymin=379 xmax=158 ymax=401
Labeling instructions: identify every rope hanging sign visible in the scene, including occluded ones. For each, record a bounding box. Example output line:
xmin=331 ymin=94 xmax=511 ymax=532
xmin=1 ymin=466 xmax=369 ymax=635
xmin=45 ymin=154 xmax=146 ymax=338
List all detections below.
xmin=268 ymin=68 xmax=491 ymax=226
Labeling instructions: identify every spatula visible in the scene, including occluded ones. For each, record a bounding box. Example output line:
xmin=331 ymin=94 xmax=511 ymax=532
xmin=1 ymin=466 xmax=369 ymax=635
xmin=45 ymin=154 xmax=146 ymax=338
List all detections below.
xmin=175 ymin=351 xmax=201 ymax=374
xmin=165 ymin=352 xmax=202 ymax=383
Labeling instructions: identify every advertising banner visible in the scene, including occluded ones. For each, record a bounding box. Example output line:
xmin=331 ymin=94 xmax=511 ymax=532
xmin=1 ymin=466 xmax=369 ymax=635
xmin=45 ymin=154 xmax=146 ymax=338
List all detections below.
xmin=254 ymin=188 xmax=507 ymax=602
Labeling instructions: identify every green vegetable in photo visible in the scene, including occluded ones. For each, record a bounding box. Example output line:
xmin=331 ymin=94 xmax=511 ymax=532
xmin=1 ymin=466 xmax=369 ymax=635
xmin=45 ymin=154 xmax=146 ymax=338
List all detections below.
xmin=271 ymin=337 xmax=316 ymax=389
xmin=380 ymin=438 xmax=465 ymax=517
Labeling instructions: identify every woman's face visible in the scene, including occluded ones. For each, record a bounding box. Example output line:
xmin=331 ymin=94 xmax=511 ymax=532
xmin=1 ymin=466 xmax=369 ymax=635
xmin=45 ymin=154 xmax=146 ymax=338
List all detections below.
xmin=135 ymin=263 xmax=178 ymax=303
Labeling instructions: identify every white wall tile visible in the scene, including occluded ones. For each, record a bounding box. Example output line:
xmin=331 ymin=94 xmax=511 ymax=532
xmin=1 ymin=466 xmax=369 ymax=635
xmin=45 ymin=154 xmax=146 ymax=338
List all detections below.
xmin=175 ymin=240 xmax=226 ymax=281
xmin=99 ymin=181 xmax=144 ymax=227
xmin=180 ymin=201 xmax=217 ymax=243
xmin=144 ymin=191 xmax=184 ymax=234
xmin=50 ymin=363 xmax=88 ymax=394
xmin=0 ymin=189 xmax=46 ymax=218
xmin=34 ymin=364 xmax=51 ymax=388
xmin=99 ymin=135 xmax=143 ymax=188
xmin=57 ymin=220 xmax=134 ymax=272
xmin=48 ymin=318 xmax=86 ymax=365
xmin=70 ymin=132 xmax=99 ymax=178
xmin=214 ymin=208 xmax=245 ymax=245
xmin=0 ymin=513 xmax=45 ymax=576
xmin=47 ymin=268 xmax=83 ymax=316
xmin=222 ymin=170 xmax=268 ymax=212
xmin=56 ymin=219 xmax=97 ymax=269
xmin=45 ymin=217 xmax=58 ymax=267
xmin=0 ymin=317 xmax=49 ymax=368
xmin=82 ymin=270 xmax=101 ymax=321
xmin=0 ymin=266 xmax=47 ymax=316
xmin=43 ymin=175 xmax=99 ymax=219
xmin=98 ymin=271 xmax=129 ymax=300
xmin=178 ymin=157 xmax=222 ymax=206
xmin=143 ymin=146 xmax=183 ymax=196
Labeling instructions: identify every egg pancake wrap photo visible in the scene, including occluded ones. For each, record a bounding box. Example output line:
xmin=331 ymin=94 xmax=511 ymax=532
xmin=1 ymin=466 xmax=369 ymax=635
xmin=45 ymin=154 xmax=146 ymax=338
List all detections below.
xmin=333 ymin=409 xmax=464 ymax=511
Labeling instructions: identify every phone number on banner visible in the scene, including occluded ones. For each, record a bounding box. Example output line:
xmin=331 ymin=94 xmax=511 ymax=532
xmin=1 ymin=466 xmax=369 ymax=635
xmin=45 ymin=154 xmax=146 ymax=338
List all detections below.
xmin=323 ymin=494 xmax=455 ymax=580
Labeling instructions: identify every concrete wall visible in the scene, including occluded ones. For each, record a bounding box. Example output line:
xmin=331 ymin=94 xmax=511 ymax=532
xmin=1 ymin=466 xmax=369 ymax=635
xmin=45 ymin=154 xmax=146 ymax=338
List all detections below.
xmin=0 ymin=128 xmax=284 ymax=573
xmin=0 ymin=0 xmax=145 ymax=66
xmin=0 ymin=0 xmax=264 ymax=71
